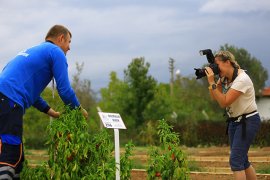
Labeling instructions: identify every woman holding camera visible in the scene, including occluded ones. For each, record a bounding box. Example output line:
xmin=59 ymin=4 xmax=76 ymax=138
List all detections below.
xmin=205 ymin=50 xmax=261 ymax=180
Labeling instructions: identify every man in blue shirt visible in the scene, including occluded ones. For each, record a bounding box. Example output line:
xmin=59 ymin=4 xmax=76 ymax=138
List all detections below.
xmin=0 ymin=25 xmax=88 ymax=179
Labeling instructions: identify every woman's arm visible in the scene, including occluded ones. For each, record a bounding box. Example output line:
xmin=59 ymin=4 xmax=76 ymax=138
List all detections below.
xmin=205 ymin=67 xmax=242 ymax=108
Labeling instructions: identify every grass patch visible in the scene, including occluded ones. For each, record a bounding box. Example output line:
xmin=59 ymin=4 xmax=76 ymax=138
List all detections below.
xmin=257 ymin=165 xmax=270 ymax=174
xmin=132 ymin=159 xmax=147 ymax=169
xmin=188 ymin=160 xmax=203 ymax=172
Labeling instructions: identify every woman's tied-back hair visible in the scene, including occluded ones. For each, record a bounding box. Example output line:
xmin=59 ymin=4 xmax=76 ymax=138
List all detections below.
xmin=45 ymin=25 xmax=72 ymax=41
xmin=215 ymin=50 xmax=240 ymax=69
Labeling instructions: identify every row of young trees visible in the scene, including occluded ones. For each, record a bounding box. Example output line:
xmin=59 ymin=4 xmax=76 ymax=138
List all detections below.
xmin=23 ymin=44 xmax=268 ymax=148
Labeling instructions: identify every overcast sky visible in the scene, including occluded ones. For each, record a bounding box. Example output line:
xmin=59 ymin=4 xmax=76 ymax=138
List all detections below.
xmin=1 ymin=0 xmax=270 ymax=92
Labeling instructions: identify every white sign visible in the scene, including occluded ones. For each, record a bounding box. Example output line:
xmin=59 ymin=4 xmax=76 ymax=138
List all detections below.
xmin=98 ymin=112 xmax=126 ymax=129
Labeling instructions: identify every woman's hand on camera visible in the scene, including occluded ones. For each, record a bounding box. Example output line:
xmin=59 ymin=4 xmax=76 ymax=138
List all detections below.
xmin=205 ymin=67 xmax=215 ymax=85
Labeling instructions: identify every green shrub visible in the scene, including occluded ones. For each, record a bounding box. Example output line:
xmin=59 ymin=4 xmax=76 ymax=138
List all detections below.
xmin=22 ymin=108 xmax=134 ymax=179
xmin=147 ymin=119 xmax=189 ymax=180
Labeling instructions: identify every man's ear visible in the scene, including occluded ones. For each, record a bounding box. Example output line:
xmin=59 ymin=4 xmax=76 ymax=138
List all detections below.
xmin=57 ymin=34 xmax=65 ymax=43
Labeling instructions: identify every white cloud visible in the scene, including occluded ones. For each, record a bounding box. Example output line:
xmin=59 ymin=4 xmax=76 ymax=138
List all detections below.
xmin=200 ymin=0 xmax=270 ymax=13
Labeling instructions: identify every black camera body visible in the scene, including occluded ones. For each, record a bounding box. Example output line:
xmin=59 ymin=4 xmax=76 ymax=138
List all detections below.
xmin=194 ymin=49 xmax=220 ymax=79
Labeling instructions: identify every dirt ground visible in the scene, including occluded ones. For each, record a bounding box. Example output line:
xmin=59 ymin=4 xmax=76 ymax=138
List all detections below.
xmin=130 ymin=170 xmax=270 ymax=180
xmin=129 ymin=146 xmax=270 ymax=180
xmin=26 ymin=146 xmax=270 ymax=180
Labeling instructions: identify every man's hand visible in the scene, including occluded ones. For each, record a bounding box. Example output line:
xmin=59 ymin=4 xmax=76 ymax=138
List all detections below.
xmin=80 ymin=106 xmax=88 ymax=119
xmin=47 ymin=108 xmax=60 ymax=118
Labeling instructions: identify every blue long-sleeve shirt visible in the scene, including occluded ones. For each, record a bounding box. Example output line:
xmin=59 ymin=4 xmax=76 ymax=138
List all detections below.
xmin=0 ymin=41 xmax=80 ymax=111
xmin=0 ymin=42 xmax=81 ymax=145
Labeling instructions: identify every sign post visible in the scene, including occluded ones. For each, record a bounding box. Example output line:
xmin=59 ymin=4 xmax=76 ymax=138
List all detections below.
xmin=98 ymin=112 xmax=126 ymax=180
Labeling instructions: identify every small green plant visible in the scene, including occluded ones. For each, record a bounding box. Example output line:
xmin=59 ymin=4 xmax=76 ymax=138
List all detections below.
xmin=147 ymin=119 xmax=189 ymax=180
xmin=120 ymin=141 xmax=134 ymax=179
xmin=22 ymin=107 xmax=134 ymax=179
xmin=47 ymin=108 xmax=116 ymax=179
xmin=21 ymin=161 xmax=50 ymax=179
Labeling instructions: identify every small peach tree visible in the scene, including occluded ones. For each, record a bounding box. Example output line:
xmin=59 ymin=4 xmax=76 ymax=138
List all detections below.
xmin=147 ymin=119 xmax=189 ymax=180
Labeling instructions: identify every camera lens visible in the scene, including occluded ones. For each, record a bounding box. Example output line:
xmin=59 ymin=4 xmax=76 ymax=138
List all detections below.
xmin=194 ymin=68 xmax=206 ymax=79
xmin=199 ymin=50 xmax=204 ymax=56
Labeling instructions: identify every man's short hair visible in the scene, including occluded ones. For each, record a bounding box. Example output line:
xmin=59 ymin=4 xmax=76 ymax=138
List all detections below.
xmin=45 ymin=25 xmax=72 ymax=40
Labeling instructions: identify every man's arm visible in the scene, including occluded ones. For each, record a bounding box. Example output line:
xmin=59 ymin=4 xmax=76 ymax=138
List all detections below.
xmin=50 ymin=48 xmax=80 ymax=108
xmin=33 ymin=97 xmax=60 ymax=118
xmin=50 ymin=47 xmax=88 ymax=119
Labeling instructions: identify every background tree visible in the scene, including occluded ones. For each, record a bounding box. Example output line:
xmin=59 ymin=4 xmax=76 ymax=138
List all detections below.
xmin=172 ymin=75 xmax=224 ymax=123
xmin=71 ymin=62 xmax=99 ymax=130
xmin=220 ymin=44 xmax=268 ymax=94
xmin=143 ymin=83 xmax=173 ymax=122
xmin=72 ymin=62 xmax=96 ymax=112
xmin=124 ymin=57 xmax=157 ymax=126
xmin=99 ymin=71 xmax=135 ymax=127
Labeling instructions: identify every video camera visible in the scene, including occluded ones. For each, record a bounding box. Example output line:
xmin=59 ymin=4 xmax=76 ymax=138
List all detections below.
xmin=194 ymin=49 xmax=220 ymax=79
